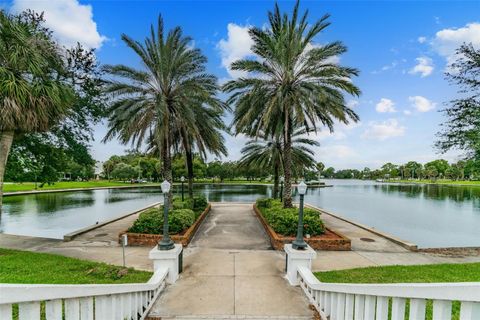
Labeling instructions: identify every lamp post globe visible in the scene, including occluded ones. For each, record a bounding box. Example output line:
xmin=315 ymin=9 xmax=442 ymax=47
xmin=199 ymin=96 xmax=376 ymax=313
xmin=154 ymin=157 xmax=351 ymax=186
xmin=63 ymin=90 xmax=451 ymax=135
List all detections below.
xmin=280 ymin=176 xmax=285 ymax=202
xmin=292 ymin=181 xmax=308 ymax=250
xmin=158 ymin=180 xmax=174 ymax=250
xmin=180 ymin=176 xmax=185 ymax=201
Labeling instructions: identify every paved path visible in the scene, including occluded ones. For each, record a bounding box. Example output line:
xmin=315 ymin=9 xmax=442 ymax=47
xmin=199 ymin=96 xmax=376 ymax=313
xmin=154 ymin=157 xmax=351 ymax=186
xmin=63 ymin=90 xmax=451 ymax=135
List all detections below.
xmin=149 ymin=203 xmax=313 ymax=319
xmin=0 ymin=210 xmax=153 ymax=271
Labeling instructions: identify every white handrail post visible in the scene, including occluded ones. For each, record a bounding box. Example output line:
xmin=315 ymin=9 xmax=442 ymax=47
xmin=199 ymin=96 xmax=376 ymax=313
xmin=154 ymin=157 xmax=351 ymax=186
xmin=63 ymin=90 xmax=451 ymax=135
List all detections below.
xmin=284 ymin=244 xmax=316 ymax=286
xmin=149 ymin=244 xmax=183 ymax=284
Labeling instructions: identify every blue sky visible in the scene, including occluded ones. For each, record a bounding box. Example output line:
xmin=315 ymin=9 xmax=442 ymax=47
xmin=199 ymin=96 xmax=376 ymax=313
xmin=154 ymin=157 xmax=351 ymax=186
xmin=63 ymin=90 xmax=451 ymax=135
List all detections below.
xmin=5 ymin=0 xmax=480 ymax=169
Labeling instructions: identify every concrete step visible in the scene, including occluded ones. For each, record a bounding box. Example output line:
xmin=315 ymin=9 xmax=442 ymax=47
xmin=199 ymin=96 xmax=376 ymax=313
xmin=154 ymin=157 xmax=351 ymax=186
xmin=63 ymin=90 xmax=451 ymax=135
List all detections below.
xmin=147 ymin=316 xmax=313 ymax=320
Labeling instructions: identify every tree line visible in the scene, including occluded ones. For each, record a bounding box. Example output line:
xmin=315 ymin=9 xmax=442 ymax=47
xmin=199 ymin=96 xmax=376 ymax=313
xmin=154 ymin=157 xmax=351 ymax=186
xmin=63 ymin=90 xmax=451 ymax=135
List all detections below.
xmin=317 ymin=159 xmax=480 ymax=181
xmin=0 ymin=1 xmax=478 ymax=213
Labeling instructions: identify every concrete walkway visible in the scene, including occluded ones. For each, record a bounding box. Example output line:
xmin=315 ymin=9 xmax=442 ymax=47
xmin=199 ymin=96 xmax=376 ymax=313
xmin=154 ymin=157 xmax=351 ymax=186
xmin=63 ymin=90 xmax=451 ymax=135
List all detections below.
xmin=0 ymin=210 xmax=153 ymax=271
xmin=149 ymin=203 xmax=313 ymax=319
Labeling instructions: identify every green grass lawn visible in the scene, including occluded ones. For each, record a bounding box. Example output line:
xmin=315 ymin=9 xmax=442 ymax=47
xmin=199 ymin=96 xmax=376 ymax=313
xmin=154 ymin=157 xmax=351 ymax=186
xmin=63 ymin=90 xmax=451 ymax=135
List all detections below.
xmin=315 ymin=263 xmax=480 ymax=320
xmin=3 ymin=181 xmax=159 ymax=193
xmin=394 ymin=179 xmax=480 ymax=186
xmin=2 ymin=179 xmax=272 ymax=193
xmin=0 ymin=248 xmax=152 ymax=284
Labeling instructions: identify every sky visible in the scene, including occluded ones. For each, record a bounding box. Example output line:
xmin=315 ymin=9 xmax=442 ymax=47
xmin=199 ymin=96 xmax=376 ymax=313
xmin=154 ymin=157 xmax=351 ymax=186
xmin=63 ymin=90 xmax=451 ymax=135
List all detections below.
xmin=3 ymin=0 xmax=480 ymax=170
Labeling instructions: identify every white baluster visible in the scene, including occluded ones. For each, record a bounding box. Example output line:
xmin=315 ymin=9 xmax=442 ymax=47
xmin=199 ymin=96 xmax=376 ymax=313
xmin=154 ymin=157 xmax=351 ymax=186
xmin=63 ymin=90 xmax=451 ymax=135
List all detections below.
xmin=45 ymin=299 xmax=62 ymax=320
xmin=0 ymin=304 xmax=12 ymax=320
xmin=80 ymin=297 xmax=93 ymax=320
xmin=324 ymin=292 xmax=331 ymax=317
xmin=433 ymin=300 xmax=452 ymax=320
xmin=94 ymin=296 xmax=107 ymax=320
xmin=364 ymin=296 xmax=376 ymax=320
xmin=115 ymin=295 xmax=123 ymax=320
xmin=391 ymin=298 xmax=406 ymax=320
xmin=331 ymin=292 xmax=338 ymax=319
xmin=460 ymin=302 xmax=480 ymax=320
xmin=376 ymin=296 xmax=388 ymax=320
xmin=18 ymin=302 xmax=40 ymax=320
xmin=409 ymin=298 xmax=426 ymax=320
xmin=344 ymin=294 xmax=354 ymax=320
xmin=319 ymin=291 xmax=324 ymax=311
xmin=354 ymin=295 xmax=365 ymax=320
xmin=65 ymin=299 xmax=80 ymax=320
xmin=336 ymin=293 xmax=346 ymax=320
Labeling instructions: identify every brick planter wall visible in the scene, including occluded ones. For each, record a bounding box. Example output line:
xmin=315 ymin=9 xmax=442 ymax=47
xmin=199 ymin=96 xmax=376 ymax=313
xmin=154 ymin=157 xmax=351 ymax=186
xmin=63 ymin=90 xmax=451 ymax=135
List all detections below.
xmin=119 ymin=203 xmax=211 ymax=247
xmin=253 ymin=204 xmax=351 ymax=251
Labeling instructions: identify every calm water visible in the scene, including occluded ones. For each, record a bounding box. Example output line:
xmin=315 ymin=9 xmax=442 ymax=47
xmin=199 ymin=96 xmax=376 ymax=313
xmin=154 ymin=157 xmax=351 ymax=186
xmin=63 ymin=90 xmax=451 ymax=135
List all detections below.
xmin=1 ymin=180 xmax=480 ymax=248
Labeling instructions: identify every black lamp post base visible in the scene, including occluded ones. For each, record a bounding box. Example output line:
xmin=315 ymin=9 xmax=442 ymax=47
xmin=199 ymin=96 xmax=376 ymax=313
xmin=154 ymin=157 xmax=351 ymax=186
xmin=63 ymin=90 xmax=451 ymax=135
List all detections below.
xmin=158 ymin=239 xmax=175 ymax=250
xmin=292 ymin=239 xmax=308 ymax=250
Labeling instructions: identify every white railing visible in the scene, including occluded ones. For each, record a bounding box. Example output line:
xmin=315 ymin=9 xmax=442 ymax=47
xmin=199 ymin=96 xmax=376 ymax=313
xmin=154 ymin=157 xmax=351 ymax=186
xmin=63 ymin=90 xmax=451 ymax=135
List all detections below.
xmin=297 ymin=266 xmax=480 ymax=320
xmin=0 ymin=267 xmax=168 ymax=320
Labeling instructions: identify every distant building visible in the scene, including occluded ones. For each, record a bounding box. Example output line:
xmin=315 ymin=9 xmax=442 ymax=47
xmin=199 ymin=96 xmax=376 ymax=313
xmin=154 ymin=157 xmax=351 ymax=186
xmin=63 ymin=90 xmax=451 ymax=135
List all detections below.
xmin=94 ymin=161 xmax=104 ymax=180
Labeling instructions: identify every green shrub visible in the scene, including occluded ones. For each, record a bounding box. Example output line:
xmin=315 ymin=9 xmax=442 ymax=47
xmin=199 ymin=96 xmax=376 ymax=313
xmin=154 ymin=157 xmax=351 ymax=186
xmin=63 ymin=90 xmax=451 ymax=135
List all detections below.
xmin=169 ymin=209 xmax=195 ymax=234
xmin=173 ymin=197 xmax=194 ymax=210
xmin=256 ymin=198 xmax=273 ymax=208
xmin=257 ymin=199 xmax=325 ymax=236
xmin=193 ymin=196 xmax=208 ymax=212
xmin=128 ymin=207 xmax=195 ymax=235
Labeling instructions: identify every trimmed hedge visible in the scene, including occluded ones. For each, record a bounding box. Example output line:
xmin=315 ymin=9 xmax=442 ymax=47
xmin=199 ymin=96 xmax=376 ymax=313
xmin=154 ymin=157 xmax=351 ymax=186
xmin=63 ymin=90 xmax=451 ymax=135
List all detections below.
xmin=128 ymin=196 xmax=208 ymax=234
xmin=256 ymin=198 xmax=325 ymax=237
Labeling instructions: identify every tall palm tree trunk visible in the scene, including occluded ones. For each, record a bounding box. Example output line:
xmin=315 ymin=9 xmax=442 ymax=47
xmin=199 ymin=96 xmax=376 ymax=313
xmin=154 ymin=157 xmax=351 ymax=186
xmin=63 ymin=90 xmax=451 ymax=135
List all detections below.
xmin=162 ymin=134 xmax=173 ymax=208
xmin=283 ymin=114 xmax=293 ymax=208
xmin=273 ymin=161 xmax=280 ymax=199
xmin=0 ymin=131 xmax=14 ymax=213
xmin=180 ymin=129 xmax=194 ymax=199
xmin=185 ymin=147 xmax=194 ymax=199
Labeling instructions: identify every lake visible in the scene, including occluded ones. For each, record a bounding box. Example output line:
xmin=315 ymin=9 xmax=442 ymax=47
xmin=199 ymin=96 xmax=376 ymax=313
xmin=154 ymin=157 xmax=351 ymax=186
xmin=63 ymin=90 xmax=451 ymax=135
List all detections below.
xmin=1 ymin=180 xmax=479 ymax=248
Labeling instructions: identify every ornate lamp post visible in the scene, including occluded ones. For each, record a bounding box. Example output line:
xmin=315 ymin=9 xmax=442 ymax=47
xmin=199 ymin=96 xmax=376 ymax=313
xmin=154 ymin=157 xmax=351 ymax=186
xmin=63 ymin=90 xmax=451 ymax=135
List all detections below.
xmin=158 ymin=180 xmax=174 ymax=250
xmin=280 ymin=176 xmax=284 ymax=202
xmin=292 ymin=181 xmax=308 ymax=250
xmin=180 ymin=176 xmax=185 ymax=201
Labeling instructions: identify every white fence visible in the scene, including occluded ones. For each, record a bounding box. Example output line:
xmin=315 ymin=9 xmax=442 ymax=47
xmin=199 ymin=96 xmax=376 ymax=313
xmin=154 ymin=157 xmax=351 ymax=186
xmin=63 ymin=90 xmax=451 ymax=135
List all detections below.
xmin=0 ymin=267 xmax=168 ymax=320
xmin=297 ymin=266 xmax=480 ymax=320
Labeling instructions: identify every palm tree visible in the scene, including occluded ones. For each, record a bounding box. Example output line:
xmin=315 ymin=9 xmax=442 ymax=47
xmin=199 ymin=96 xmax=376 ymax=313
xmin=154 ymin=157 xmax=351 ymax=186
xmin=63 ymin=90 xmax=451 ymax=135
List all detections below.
xmin=239 ymin=128 xmax=319 ymax=199
xmin=172 ymin=104 xmax=228 ymax=198
xmin=0 ymin=11 xmax=74 ymax=211
xmin=102 ymin=16 xmax=221 ymax=202
xmin=224 ymin=1 xmax=360 ymax=207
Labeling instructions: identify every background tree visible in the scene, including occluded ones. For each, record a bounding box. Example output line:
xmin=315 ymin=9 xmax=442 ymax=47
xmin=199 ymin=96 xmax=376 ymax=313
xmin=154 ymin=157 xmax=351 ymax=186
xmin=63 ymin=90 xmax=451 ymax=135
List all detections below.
xmin=224 ymin=1 xmax=360 ymax=207
xmin=436 ymin=43 xmax=480 ymax=159
xmin=0 ymin=11 xmax=75 ymax=211
xmin=239 ymin=128 xmax=318 ymax=199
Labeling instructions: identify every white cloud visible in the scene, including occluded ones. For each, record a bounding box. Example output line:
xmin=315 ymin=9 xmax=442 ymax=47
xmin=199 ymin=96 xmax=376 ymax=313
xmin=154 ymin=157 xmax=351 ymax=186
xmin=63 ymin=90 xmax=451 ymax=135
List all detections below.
xmin=362 ymin=119 xmax=405 ymax=141
xmin=375 ymin=98 xmax=396 ymax=113
xmin=12 ymin=0 xmax=106 ymax=49
xmin=403 ymin=110 xmax=412 ymax=116
xmin=409 ymin=56 xmax=434 ymax=77
xmin=347 ymin=100 xmax=359 ymax=108
xmin=418 ymin=36 xmax=427 ymax=44
xmin=409 ymin=96 xmax=436 ymax=112
xmin=217 ymin=23 xmax=254 ymax=78
xmin=320 ymin=145 xmax=357 ymax=159
xmin=432 ymin=22 xmax=480 ymax=69
xmin=314 ymin=121 xmax=361 ymax=141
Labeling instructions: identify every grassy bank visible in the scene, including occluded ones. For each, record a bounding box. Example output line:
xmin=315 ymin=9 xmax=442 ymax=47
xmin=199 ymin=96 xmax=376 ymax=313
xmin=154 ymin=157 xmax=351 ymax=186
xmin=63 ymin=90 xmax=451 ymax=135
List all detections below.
xmin=392 ymin=179 xmax=480 ymax=186
xmin=3 ymin=181 xmax=159 ymax=193
xmin=0 ymin=248 xmax=152 ymax=284
xmin=315 ymin=263 xmax=480 ymax=320
xmin=3 ymin=179 xmax=273 ymax=193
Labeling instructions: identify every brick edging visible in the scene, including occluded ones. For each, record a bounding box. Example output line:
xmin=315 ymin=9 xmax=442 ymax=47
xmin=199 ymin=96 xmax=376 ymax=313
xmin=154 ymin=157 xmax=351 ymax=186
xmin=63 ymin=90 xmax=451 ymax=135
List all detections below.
xmin=119 ymin=203 xmax=212 ymax=247
xmin=252 ymin=204 xmax=351 ymax=251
